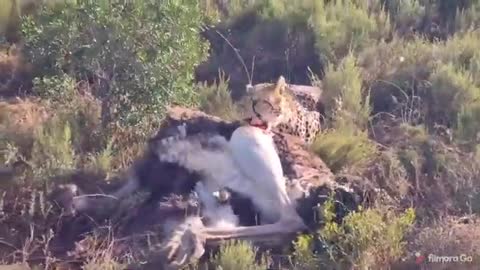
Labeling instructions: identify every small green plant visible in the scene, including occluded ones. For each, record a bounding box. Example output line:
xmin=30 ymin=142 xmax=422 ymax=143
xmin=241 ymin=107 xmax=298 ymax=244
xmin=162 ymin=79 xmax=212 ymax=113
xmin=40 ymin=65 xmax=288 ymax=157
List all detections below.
xmin=85 ymin=139 xmax=113 ymax=176
xmin=32 ymin=74 xmax=77 ymax=104
xmin=212 ymin=240 xmax=268 ymax=270
xmin=311 ymin=54 xmax=376 ymax=173
xmin=197 ymin=72 xmax=239 ymax=121
xmin=291 ymin=234 xmax=319 ymax=270
xmin=319 ymin=202 xmax=416 ymax=269
xmin=427 ymin=64 xmax=480 ymax=129
xmin=456 ymin=101 xmax=480 ymax=145
xmin=30 ymin=116 xmax=75 ymax=179
xmin=316 ymin=54 xmax=371 ymax=130
xmin=311 ymin=127 xmax=377 ymax=173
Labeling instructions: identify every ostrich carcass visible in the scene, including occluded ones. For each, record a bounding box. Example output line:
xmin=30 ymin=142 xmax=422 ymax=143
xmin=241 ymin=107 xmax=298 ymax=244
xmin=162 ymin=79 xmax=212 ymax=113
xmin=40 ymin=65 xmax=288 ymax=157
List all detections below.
xmin=56 ymin=106 xmax=366 ymax=268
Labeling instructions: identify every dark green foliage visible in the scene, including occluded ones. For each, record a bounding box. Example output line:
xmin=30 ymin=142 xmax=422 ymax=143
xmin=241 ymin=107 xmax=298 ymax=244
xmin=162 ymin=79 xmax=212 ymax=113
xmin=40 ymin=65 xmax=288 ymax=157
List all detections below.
xmin=21 ymin=0 xmax=209 ymax=126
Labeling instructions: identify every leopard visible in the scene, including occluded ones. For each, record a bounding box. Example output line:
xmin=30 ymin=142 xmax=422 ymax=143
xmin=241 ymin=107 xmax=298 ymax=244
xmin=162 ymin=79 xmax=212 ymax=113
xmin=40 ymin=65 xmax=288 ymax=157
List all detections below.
xmin=238 ymin=76 xmax=322 ymax=145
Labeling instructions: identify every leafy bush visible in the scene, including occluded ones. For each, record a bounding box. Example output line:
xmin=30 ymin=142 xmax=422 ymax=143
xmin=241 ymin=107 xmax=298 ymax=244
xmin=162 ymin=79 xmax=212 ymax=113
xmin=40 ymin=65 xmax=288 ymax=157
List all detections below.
xmin=384 ymin=124 xmax=480 ymax=218
xmin=318 ymin=199 xmax=416 ymax=269
xmin=426 ymin=64 xmax=480 ymax=127
xmin=211 ymin=240 xmax=268 ymax=270
xmin=309 ymin=0 xmax=390 ymax=64
xmin=311 ymin=128 xmax=376 ymax=173
xmin=311 ymin=54 xmax=376 ymax=173
xmin=383 ymin=0 xmax=426 ymax=32
xmin=30 ymin=115 xmax=75 ymax=179
xmin=21 ymin=0 xmax=209 ymax=126
xmin=316 ymin=54 xmax=370 ymax=129
xmin=457 ymin=101 xmax=480 ymax=145
xmin=32 ymin=73 xmax=77 ymax=103
xmin=84 ymin=140 xmax=113 ymax=176
xmin=360 ymin=32 xmax=480 ymax=148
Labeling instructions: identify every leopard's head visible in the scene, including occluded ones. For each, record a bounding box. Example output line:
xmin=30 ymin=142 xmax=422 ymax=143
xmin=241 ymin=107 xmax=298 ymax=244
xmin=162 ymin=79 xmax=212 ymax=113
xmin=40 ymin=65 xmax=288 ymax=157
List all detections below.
xmin=243 ymin=76 xmax=294 ymax=129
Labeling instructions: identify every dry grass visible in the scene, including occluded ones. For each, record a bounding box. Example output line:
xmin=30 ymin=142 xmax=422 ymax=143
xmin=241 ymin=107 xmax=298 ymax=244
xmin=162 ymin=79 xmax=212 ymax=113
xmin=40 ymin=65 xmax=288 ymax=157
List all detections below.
xmin=0 ymin=98 xmax=50 ymax=134
xmin=0 ymin=98 xmax=50 ymax=160
xmin=0 ymin=46 xmax=32 ymax=96
xmin=404 ymin=216 xmax=480 ymax=270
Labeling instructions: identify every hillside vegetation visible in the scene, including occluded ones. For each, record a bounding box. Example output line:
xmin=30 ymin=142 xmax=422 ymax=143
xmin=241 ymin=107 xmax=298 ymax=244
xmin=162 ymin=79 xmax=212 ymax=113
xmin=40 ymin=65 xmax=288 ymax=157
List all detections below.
xmin=1 ymin=0 xmax=480 ymax=269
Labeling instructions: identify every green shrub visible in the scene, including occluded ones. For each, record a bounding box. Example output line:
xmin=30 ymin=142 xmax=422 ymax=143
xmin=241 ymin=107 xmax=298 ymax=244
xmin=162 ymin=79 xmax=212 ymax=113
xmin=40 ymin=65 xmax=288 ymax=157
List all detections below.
xmin=258 ymin=0 xmax=319 ymax=26
xmin=441 ymin=32 xmax=480 ymax=72
xmin=455 ymin=2 xmax=480 ymax=33
xmin=197 ymin=72 xmax=239 ymax=121
xmin=312 ymin=127 xmax=377 ymax=173
xmin=311 ymin=54 xmax=376 ymax=173
xmin=309 ymin=0 xmax=390 ymax=64
xmin=291 ymin=234 xmax=319 ymax=270
xmin=211 ymin=240 xmax=268 ymax=270
xmin=21 ymin=0 xmax=209 ymax=126
xmin=457 ymin=101 xmax=480 ymax=145
xmin=84 ymin=140 xmax=114 ymax=176
xmin=360 ymin=32 xmax=480 ymax=147
xmin=391 ymin=124 xmax=480 ymax=217
xmin=359 ymin=38 xmax=430 ymax=127
xmin=30 ymin=115 xmax=75 ymax=179
xmin=32 ymin=73 xmax=77 ymax=103
xmin=318 ymin=200 xmax=416 ymax=269
xmin=383 ymin=0 xmax=426 ymax=29
xmin=32 ymin=73 xmax=106 ymax=153
xmin=426 ymin=64 xmax=480 ymax=128
xmin=316 ymin=54 xmax=370 ymax=130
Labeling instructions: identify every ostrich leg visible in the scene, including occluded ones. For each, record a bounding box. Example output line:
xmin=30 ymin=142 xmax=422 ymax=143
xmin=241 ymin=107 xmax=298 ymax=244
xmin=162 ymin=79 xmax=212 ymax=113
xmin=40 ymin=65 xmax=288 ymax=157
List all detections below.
xmin=202 ymin=215 xmax=306 ymax=240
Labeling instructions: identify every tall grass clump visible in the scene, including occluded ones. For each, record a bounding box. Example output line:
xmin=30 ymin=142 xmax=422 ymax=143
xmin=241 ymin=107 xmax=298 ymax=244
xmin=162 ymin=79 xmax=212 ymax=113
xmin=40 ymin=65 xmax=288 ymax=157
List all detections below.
xmin=310 ymin=0 xmax=391 ymax=65
xmin=30 ymin=116 xmax=75 ymax=179
xmin=197 ymin=72 xmax=239 ymax=121
xmin=455 ymin=2 xmax=480 ymax=34
xmin=427 ymin=64 xmax=480 ymax=131
xmin=311 ymin=54 xmax=376 ymax=172
xmin=383 ymin=0 xmax=426 ymax=29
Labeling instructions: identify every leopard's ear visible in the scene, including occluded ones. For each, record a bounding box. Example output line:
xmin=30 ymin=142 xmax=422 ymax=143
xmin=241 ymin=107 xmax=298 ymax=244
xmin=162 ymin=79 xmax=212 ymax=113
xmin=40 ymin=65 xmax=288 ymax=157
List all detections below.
xmin=273 ymin=76 xmax=286 ymax=95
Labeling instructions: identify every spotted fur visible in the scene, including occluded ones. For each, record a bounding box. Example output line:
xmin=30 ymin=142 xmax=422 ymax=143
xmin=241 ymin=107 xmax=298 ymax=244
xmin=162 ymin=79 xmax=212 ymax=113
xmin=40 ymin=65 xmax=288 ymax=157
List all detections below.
xmin=241 ymin=77 xmax=321 ymax=145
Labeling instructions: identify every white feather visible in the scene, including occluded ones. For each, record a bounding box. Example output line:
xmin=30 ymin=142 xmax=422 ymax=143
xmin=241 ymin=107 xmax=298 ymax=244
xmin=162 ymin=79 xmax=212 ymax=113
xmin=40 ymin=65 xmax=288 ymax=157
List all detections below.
xmin=228 ymin=126 xmax=291 ymax=223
